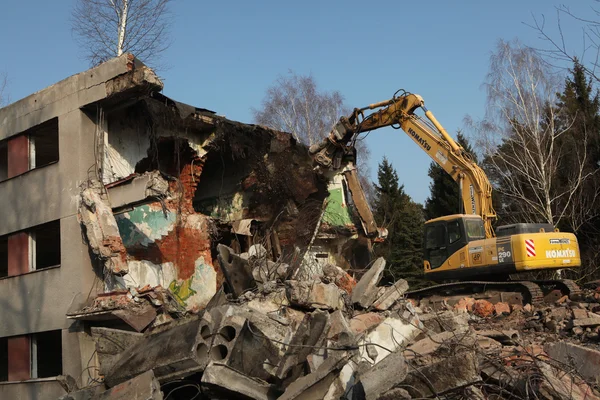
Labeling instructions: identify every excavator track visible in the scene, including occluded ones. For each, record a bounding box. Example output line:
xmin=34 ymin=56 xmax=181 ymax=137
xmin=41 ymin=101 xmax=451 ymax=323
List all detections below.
xmin=406 ymin=279 xmax=581 ymax=306
xmin=406 ymin=280 xmax=545 ymax=305
xmin=530 ymin=279 xmax=581 ymax=299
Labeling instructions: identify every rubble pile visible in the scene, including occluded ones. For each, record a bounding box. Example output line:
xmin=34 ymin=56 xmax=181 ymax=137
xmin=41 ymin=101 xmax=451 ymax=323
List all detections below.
xmin=60 ymin=254 xmax=600 ymax=400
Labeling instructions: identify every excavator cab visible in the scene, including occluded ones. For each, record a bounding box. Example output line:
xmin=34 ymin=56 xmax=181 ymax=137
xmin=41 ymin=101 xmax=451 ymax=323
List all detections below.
xmin=423 ymin=215 xmax=485 ymax=270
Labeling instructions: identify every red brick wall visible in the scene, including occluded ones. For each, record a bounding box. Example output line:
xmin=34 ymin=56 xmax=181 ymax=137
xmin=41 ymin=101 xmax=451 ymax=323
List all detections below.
xmin=7 ymin=135 xmax=29 ymax=178
xmin=7 ymin=336 xmax=30 ymax=381
xmin=8 ymin=232 xmax=29 ymax=276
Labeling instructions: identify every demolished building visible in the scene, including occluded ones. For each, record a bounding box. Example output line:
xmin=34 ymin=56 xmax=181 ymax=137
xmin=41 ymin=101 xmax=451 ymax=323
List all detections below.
xmin=0 ymin=54 xmax=382 ymax=399
xmin=2 ymin=55 xmax=600 ymax=400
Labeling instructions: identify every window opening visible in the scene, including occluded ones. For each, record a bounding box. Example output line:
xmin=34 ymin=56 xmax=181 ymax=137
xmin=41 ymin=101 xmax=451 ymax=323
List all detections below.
xmin=29 ymin=118 xmax=59 ymax=169
xmin=466 ymin=219 xmax=485 ymax=241
xmin=448 ymin=220 xmax=462 ymax=244
xmin=0 ymin=337 xmax=7 ymax=382
xmin=31 ymin=221 xmax=61 ymax=271
xmin=31 ymin=330 xmax=62 ymax=379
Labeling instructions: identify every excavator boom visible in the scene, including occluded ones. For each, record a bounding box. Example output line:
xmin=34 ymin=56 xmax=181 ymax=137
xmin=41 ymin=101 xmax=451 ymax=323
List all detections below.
xmin=310 ymin=91 xmax=496 ymax=237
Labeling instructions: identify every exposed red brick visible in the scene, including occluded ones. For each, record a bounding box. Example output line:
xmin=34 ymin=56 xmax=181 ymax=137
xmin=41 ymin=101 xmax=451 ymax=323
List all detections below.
xmin=494 ymin=302 xmax=511 ymax=316
xmin=472 ymin=299 xmax=494 ymax=318
xmin=454 ymin=297 xmax=475 ymax=313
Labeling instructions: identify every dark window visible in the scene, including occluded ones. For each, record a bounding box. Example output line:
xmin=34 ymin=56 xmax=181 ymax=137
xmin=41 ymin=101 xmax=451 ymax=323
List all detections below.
xmin=448 ymin=220 xmax=462 ymax=244
xmin=425 ymin=224 xmax=446 ymax=250
xmin=32 ymin=221 xmax=61 ymax=270
xmin=466 ymin=219 xmax=485 ymax=241
xmin=0 ymin=236 xmax=7 ymax=278
xmin=425 ymin=224 xmax=448 ymax=270
xmin=32 ymin=331 xmax=62 ymax=379
xmin=0 ymin=337 xmax=7 ymax=382
xmin=0 ymin=141 xmax=7 ymax=181
xmin=29 ymin=118 xmax=59 ymax=169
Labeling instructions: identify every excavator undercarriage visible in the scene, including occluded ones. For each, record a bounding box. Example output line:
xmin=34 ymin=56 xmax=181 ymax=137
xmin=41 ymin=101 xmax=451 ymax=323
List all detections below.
xmin=406 ymin=279 xmax=581 ymax=306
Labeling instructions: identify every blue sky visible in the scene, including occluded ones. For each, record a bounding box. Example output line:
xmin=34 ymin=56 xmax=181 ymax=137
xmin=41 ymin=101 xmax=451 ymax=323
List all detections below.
xmin=0 ymin=0 xmax=590 ymax=203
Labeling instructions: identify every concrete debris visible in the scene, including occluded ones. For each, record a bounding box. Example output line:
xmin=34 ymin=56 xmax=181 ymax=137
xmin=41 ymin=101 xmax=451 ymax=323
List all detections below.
xmin=217 ymin=244 xmax=257 ymax=298
xmin=201 ymin=363 xmax=274 ymax=400
xmin=544 ymin=342 xmax=600 ymax=384
xmin=355 ymin=349 xmax=408 ymax=400
xmin=351 ymin=257 xmax=386 ymax=308
xmin=79 ymin=186 xmax=129 ymax=274
xmin=279 ymin=352 xmax=350 ymax=400
xmin=400 ymin=350 xmax=481 ymax=397
xmin=61 ymin=258 xmax=600 ymax=400
xmin=286 ymin=280 xmax=344 ymax=311
xmin=372 ymin=279 xmax=408 ymax=311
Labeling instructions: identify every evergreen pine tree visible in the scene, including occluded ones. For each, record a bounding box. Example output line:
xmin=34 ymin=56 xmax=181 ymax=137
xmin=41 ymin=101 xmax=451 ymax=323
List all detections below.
xmin=556 ymin=59 xmax=600 ymax=279
xmin=373 ymin=157 xmax=426 ymax=287
xmin=424 ymin=132 xmax=476 ymax=220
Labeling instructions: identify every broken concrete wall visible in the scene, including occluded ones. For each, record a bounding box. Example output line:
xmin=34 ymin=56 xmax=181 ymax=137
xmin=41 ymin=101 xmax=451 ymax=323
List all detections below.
xmin=73 ymin=57 xmax=382 ymax=321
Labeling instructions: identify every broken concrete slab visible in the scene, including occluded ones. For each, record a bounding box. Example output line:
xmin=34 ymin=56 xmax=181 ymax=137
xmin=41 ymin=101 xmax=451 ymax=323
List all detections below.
xmin=62 ymin=371 xmax=162 ymax=400
xmin=356 ymin=317 xmax=420 ymax=365
xmin=399 ymin=350 xmax=481 ymax=397
xmin=276 ymin=310 xmax=331 ymax=382
xmin=201 ymin=363 xmax=275 ymax=400
xmin=327 ymin=310 xmax=355 ymax=345
xmin=104 ymin=318 xmax=211 ymax=387
xmin=372 ymin=279 xmax=408 ymax=311
xmin=286 ymin=280 xmax=344 ymax=311
xmin=573 ymin=307 xmax=589 ymax=320
xmin=107 ymin=171 xmax=169 ymax=209
xmin=356 ymin=349 xmax=408 ymax=400
xmin=279 ymin=353 xmax=350 ymax=400
xmin=98 ymin=370 xmax=163 ymax=400
xmin=351 ymin=258 xmax=385 ymax=308
xmin=91 ymin=327 xmax=145 ymax=376
xmin=217 ymin=244 xmax=256 ymax=298
xmin=544 ymin=342 xmax=600 ymax=384
xmin=419 ymin=311 xmax=469 ymax=335
xmin=573 ymin=317 xmax=600 ymax=327
xmin=537 ymin=363 xmax=600 ymax=400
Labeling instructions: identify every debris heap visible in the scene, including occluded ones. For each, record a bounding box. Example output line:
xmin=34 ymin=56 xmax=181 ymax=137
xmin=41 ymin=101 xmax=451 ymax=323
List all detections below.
xmin=60 ymin=253 xmax=600 ymax=399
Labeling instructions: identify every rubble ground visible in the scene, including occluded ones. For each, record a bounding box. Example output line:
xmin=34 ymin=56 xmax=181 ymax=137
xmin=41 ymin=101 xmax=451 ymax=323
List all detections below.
xmin=60 ymin=254 xmax=600 ymax=400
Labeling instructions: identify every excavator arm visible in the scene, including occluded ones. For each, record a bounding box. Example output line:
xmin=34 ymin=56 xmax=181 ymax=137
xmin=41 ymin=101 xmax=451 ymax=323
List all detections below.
xmin=310 ymin=91 xmax=497 ymax=238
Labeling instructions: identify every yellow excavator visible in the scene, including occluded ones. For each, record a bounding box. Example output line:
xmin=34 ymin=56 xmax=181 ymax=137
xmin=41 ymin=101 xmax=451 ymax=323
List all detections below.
xmin=310 ymin=90 xmax=581 ymax=303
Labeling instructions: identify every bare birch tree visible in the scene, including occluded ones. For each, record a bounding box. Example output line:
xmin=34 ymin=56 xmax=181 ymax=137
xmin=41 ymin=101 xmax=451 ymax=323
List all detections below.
xmin=466 ymin=40 xmax=597 ymax=229
xmin=529 ymin=2 xmax=600 ymax=83
xmin=253 ymin=71 xmax=374 ymax=198
xmin=71 ymin=0 xmax=172 ymax=67
xmin=252 ymin=72 xmax=347 ymax=147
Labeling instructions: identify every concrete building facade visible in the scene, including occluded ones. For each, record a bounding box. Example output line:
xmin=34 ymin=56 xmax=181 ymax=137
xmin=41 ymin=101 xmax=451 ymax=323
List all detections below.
xmin=0 ymin=55 xmax=160 ymax=399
